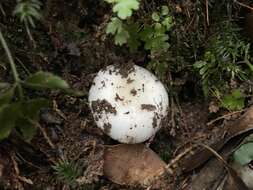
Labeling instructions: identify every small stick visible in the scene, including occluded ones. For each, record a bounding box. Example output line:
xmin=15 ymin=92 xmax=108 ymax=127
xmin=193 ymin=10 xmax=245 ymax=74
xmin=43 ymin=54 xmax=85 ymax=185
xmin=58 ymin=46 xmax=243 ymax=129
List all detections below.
xmin=0 ymin=62 xmax=6 ymax=70
xmin=24 ymin=21 xmax=37 ymax=49
xmin=196 ymin=143 xmax=227 ymax=166
xmin=15 ymin=57 xmax=30 ymax=75
xmin=11 ymin=153 xmax=34 ymax=185
xmin=234 ymin=0 xmax=253 ymax=11
xmin=0 ymin=3 xmax=6 ymax=17
xmin=36 ymin=122 xmax=56 ymax=149
xmin=196 ymin=142 xmax=250 ymax=189
xmin=53 ymin=100 xmax=67 ymax=120
xmin=207 ymin=109 xmax=245 ymax=126
xmin=146 ymin=145 xmax=196 ymax=186
xmin=206 ymin=0 xmax=210 ymax=26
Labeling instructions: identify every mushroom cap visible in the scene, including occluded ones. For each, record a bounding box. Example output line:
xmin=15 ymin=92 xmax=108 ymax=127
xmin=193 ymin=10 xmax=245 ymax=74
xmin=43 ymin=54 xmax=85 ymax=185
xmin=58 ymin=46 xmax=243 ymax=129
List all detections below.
xmin=88 ymin=64 xmax=169 ymax=143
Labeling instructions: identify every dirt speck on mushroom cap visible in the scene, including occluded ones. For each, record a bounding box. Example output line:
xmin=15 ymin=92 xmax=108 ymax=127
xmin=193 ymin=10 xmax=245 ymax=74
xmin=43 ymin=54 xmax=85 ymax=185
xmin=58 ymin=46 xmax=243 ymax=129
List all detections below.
xmin=141 ymin=104 xmax=156 ymax=111
xmin=91 ymin=99 xmax=117 ymax=115
xmin=103 ymin=123 xmax=112 ymax=134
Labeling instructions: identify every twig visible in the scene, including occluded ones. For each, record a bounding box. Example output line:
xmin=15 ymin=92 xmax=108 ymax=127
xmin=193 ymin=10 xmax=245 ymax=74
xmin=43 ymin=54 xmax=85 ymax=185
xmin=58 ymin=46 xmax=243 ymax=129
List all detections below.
xmin=234 ymin=0 xmax=253 ymax=11
xmin=145 ymin=145 xmax=196 ymax=187
xmin=196 ymin=143 xmax=228 ymax=167
xmin=15 ymin=152 xmax=43 ymax=170
xmin=207 ymin=109 xmax=245 ymax=126
xmin=53 ymin=100 xmax=67 ymax=120
xmin=11 ymin=153 xmax=20 ymax=175
xmin=15 ymin=57 xmax=30 ymax=75
xmin=0 ymin=62 xmax=6 ymax=70
xmin=0 ymin=3 xmax=6 ymax=17
xmin=164 ymin=145 xmax=195 ymax=174
xmin=36 ymin=122 xmax=56 ymax=149
xmin=205 ymin=0 xmax=210 ymax=26
xmin=11 ymin=153 xmax=33 ymax=185
xmin=25 ymin=21 xmax=37 ymax=49
xmin=185 ymin=14 xmax=195 ymax=31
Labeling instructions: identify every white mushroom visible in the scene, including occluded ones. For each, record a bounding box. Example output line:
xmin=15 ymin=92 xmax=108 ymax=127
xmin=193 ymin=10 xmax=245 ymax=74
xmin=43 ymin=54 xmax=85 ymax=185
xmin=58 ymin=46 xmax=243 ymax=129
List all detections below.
xmin=88 ymin=64 xmax=169 ymax=144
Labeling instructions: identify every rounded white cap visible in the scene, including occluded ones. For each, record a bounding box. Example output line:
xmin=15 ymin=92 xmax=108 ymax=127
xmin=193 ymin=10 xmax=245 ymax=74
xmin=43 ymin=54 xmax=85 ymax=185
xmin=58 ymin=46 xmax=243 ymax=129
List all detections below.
xmin=88 ymin=64 xmax=169 ymax=143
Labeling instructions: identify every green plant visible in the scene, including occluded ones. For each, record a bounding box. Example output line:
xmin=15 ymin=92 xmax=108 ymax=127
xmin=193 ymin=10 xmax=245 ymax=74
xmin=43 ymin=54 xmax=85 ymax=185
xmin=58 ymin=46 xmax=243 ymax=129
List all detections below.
xmin=106 ymin=17 xmax=129 ymax=45
xmin=233 ymin=134 xmax=253 ymax=166
xmin=105 ymin=1 xmax=173 ymax=79
xmin=0 ymin=30 xmax=74 ymax=141
xmin=13 ymin=0 xmax=42 ymax=28
xmin=193 ymin=24 xmax=252 ymax=97
xmin=13 ymin=0 xmax=42 ymax=45
xmin=144 ymin=7 xmax=173 ymax=78
xmin=53 ymin=159 xmax=82 ymax=188
xmin=105 ymin=0 xmax=139 ymax=45
xmin=221 ymin=89 xmax=245 ymax=111
xmin=105 ymin=0 xmax=140 ymax=19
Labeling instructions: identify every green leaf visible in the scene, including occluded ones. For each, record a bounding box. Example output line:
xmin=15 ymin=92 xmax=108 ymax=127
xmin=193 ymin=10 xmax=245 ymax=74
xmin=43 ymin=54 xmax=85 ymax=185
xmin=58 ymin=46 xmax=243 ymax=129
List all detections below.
xmin=106 ymin=17 xmax=129 ymax=46
xmin=144 ymin=34 xmax=169 ymax=51
xmin=106 ymin=17 xmax=123 ymax=35
xmin=13 ymin=0 xmax=42 ymax=27
xmin=21 ymin=98 xmax=51 ymax=120
xmin=233 ymin=142 xmax=253 ymax=165
xmin=104 ymin=0 xmax=116 ymax=3
xmin=199 ymin=66 xmax=208 ymax=75
xmin=24 ymin=71 xmax=70 ymax=90
xmin=127 ymin=23 xmax=141 ymax=52
xmin=0 ymin=86 xmax=14 ymax=107
xmin=161 ymin=6 xmax=169 ymax=16
xmin=114 ymin=30 xmax=129 ymax=45
xmin=16 ymin=98 xmax=51 ymax=141
xmin=16 ymin=118 xmax=37 ymax=141
xmin=193 ymin=61 xmax=207 ymax=69
xmin=112 ymin=0 xmax=139 ymax=19
xmin=162 ymin=16 xmax=173 ymax=30
xmin=231 ymin=89 xmax=243 ymax=99
xmin=139 ymin=26 xmax=154 ymax=42
xmin=0 ymin=98 xmax=50 ymax=141
xmin=154 ymin=23 xmax=163 ymax=31
xmin=0 ymin=103 xmax=21 ymax=140
xmin=221 ymin=89 xmax=245 ymax=111
xmin=152 ymin=12 xmax=160 ymax=22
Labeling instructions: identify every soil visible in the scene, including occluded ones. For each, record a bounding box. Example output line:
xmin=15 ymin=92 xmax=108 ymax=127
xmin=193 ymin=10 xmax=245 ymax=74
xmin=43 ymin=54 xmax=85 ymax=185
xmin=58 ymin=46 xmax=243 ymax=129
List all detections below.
xmin=113 ymin=63 xmax=135 ymax=79
xmin=91 ymin=99 xmax=117 ymax=116
xmin=0 ymin=0 xmax=252 ymax=190
xmin=141 ymin=104 xmax=156 ymax=111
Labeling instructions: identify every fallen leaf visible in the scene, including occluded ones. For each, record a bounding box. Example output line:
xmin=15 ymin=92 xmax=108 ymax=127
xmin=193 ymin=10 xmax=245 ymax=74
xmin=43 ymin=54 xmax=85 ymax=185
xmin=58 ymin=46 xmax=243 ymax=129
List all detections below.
xmin=178 ymin=106 xmax=253 ymax=173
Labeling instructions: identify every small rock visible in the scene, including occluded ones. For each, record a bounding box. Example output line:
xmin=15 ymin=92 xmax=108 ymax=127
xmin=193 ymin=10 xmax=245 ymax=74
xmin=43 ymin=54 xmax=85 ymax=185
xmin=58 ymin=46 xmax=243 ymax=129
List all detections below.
xmin=41 ymin=109 xmax=63 ymax=125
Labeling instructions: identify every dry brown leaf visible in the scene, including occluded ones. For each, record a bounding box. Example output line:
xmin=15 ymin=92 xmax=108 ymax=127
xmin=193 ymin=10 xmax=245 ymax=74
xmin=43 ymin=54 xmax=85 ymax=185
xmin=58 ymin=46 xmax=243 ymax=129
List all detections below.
xmin=103 ymin=144 xmax=166 ymax=186
xmin=178 ymin=106 xmax=253 ymax=173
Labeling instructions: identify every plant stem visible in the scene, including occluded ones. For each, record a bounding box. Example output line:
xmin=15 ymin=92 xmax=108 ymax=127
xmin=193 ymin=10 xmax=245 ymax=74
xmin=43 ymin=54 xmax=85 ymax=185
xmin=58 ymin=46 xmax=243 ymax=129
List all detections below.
xmin=25 ymin=21 xmax=36 ymax=48
xmin=0 ymin=30 xmax=23 ymax=99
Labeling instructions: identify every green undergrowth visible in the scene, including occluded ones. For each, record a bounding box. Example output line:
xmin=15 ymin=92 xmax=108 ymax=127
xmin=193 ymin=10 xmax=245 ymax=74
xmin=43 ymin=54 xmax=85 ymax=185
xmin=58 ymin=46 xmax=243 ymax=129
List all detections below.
xmin=0 ymin=0 xmax=83 ymax=142
xmin=105 ymin=0 xmax=253 ymax=110
xmin=194 ymin=22 xmax=252 ymax=111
